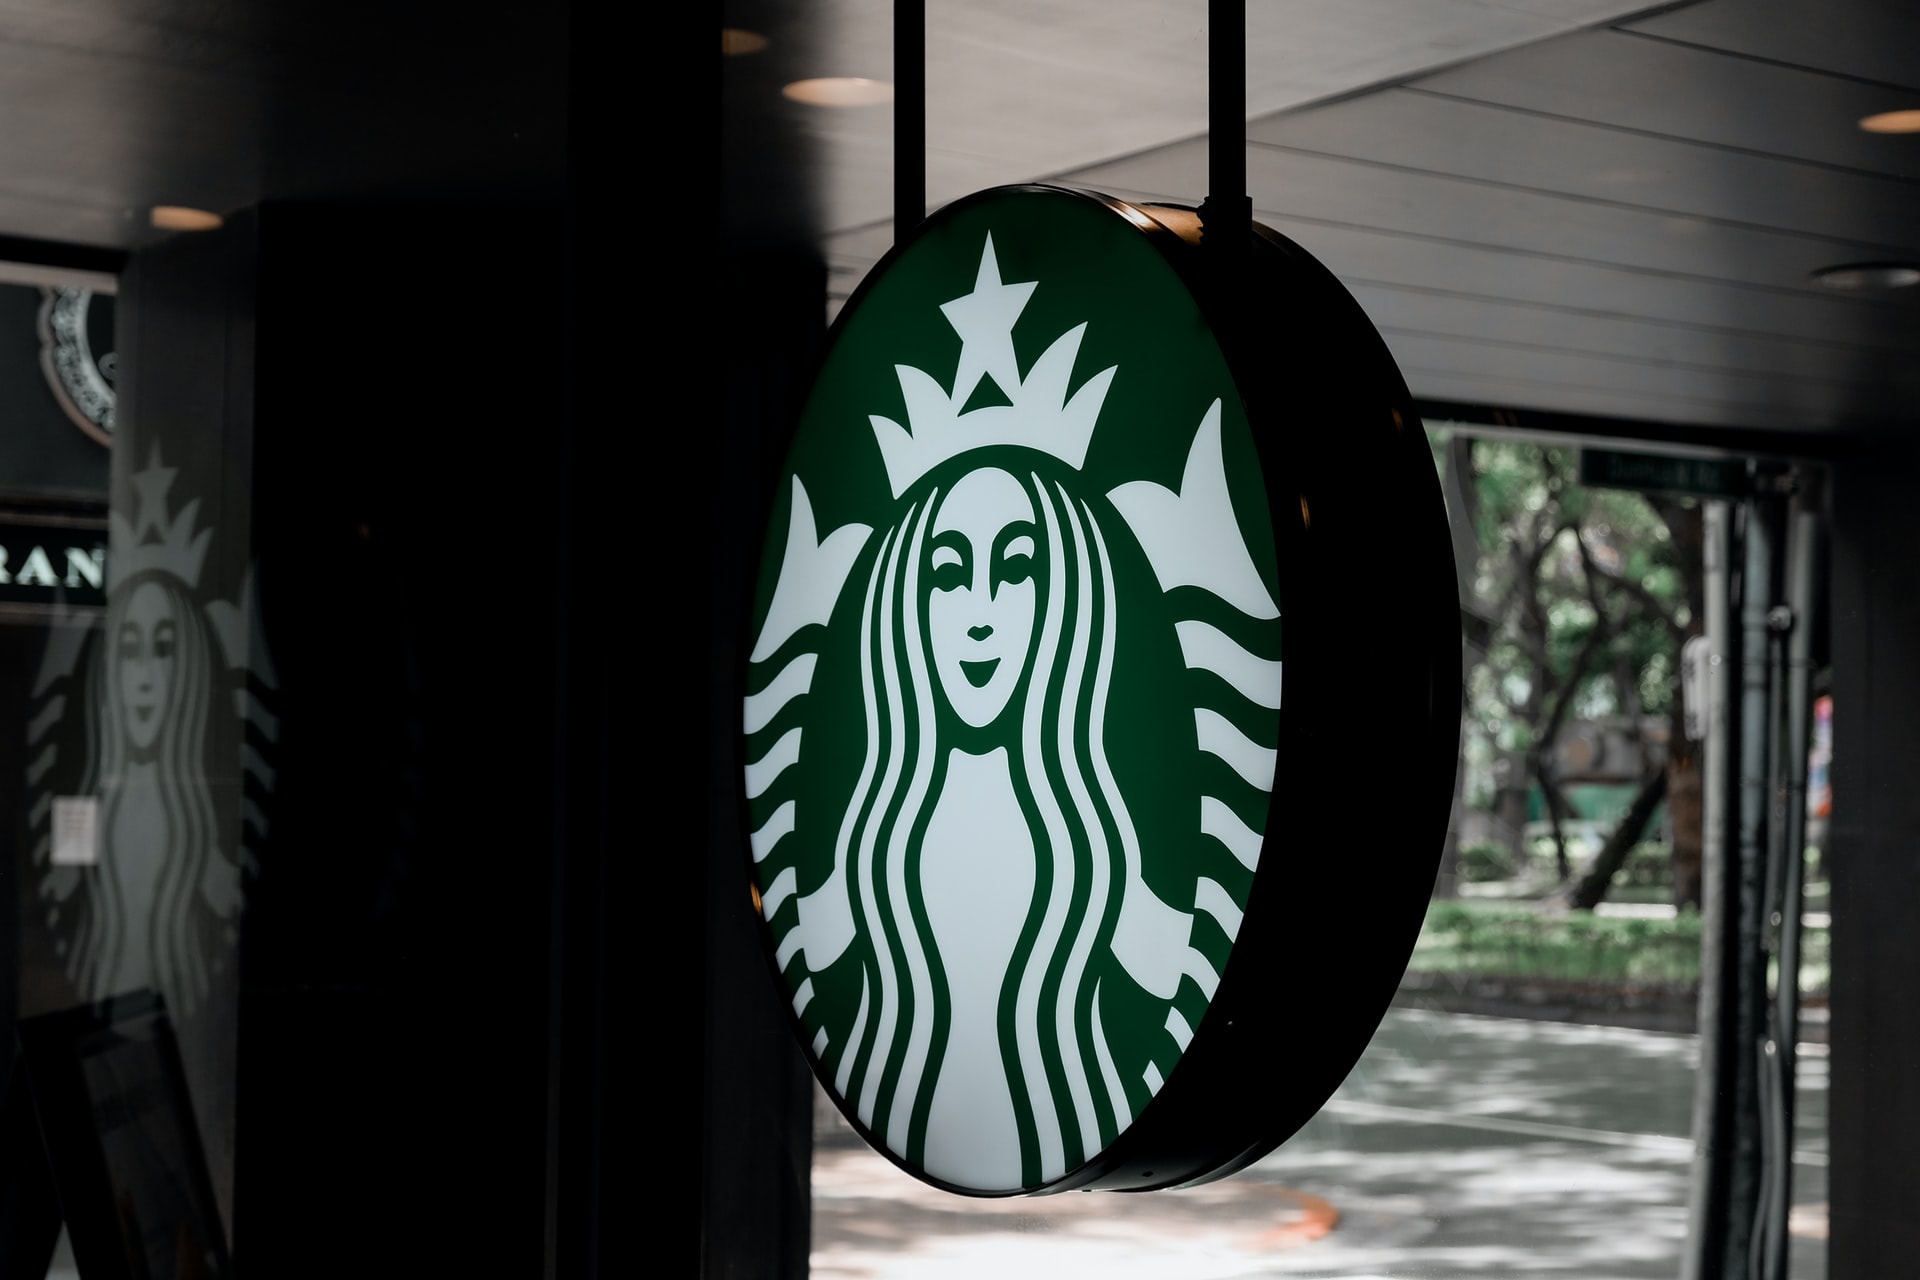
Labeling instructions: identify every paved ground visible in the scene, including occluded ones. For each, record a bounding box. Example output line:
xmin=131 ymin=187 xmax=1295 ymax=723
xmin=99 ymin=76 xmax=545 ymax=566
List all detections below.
xmin=812 ymin=1004 xmax=1829 ymax=1280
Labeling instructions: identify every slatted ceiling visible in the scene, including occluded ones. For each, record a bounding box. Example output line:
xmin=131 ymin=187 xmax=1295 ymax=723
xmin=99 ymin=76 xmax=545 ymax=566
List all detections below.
xmin=1386 ymin=325 xmax=1859 ymax=404
xmin=1412 ymin=30 xmax=1920 ymax=178
xmin=832 ymin=194 xmax=1920 ymax=363
xmin=839 ymin=0 xmax=1664 ymax=238
xmin=808 ymin=0 xmax=1920 ymax=436
xmin=762 ymin=0 xmax=1643 ymax=251
xmin=1623 ymin=0 xmax=1920 ymax=95
xmin=1343 ymin=284 xmax=1920 ymax=387
xmin=1400 ymin=367 xmax=1827 ymax=433
xmin=1381 ymin=330 xmax=1917 ymax=423
xmin=1248 ymin=89 xmax=1920 ymax=251
xmin=1075 ymin=143 xmax=1909 ymax=294
xmin=1256 ymin=215 xmax=1920 ymax=348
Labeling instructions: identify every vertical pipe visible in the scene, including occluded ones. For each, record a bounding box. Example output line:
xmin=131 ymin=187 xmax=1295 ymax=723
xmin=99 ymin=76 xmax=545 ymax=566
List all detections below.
xmin=1754 ymin=553 xmax=1790 ymax=1280
xmin=894 ymin=0 xmax=925 ymax=243
xmin=1758 ymin=500 xmax=1819 ymax=1280
xmin=1201 ymin=0 xmax=1249 ymax=250
xmin=1684 ymin=499 xmax=1732 ymax=1280
xmin=1725 ymin=488 xmax=1777 ymax=1279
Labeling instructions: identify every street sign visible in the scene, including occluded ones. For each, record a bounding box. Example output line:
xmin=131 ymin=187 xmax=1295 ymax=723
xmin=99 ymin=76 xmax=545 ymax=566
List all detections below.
xmin=1580 ymin=447 xmax=1747 ymax=498
xmin=741 ymin=185 xmax=1460 ymax=1196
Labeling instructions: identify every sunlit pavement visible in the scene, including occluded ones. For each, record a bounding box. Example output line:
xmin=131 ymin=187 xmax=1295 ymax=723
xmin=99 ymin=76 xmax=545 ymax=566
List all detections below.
xmin=812 ymin=1006 xmax=1828 ymax=1280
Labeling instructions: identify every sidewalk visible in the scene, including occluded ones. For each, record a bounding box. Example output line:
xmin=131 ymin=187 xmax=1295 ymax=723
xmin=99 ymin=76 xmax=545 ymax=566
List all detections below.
xmin=812 ymin=1006 xmax=1828 ymax=1279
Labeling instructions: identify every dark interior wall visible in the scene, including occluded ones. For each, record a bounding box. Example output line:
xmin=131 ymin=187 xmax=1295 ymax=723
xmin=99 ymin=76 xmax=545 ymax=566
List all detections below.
xmin=701 ymin=250 xmax=824 ymax=1278
xmin=118 ymin=203 xmax=571 ymax=1277
xmin=1827 ymin=440 xmax=1920 ymax=1278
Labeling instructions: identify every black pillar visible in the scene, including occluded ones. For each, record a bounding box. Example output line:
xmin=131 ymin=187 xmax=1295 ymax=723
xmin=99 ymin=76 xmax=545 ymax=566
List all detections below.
xmin=117 ymin=202 xmax=573 ymax=1277
xmin=1827 ymin=440 xmax=1920 ymax=1277
xmin=700 ymin=250 xmax=823 ymax=1278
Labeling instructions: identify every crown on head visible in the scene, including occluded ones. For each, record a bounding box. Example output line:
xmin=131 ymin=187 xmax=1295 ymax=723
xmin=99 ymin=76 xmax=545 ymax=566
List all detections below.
xmin=107 ymin=445 xmax=212 ymax=593
xmin=868 ymin=234 xmax=1116 ymax=498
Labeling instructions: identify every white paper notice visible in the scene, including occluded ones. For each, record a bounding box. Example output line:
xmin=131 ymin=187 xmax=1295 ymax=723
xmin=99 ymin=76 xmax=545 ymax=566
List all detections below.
xmin=51 ymin=795 xmax=99 ymax=866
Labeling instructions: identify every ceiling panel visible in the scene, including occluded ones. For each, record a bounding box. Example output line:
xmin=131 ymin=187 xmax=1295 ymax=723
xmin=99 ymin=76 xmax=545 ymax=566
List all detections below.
xmin=0 ymin=0 xmax=564 ymax=252
xmin=1246 ymin=88 xmax=1920 ymax=251
xmin=1400 ymin=367 xmax=1834 ymax=433
xmin=782 ymin=0 xmax=1920 ymax=440
xmin=1345 ymin=283 xmax=1920 ymax=391
xmin=1065 ymin=143 xmax=1918 ymax=296
xmin=1412 ymin=29 xmax=1920 ymax=178
xmin=1379 ymin=324 xmax=1919 ymax=417
xmin=736 ymin=0 xmax=1673 ymax=239
xmin=1257 ymin=212 xmax=1920 ymax=351
xmin=1625 ymin=0 xmax=1920 ymax=94
xmin=831 ymin=191 xmax=1920 ymax=351
xmin=1381 ymin=331 xmax=1855 ymax=426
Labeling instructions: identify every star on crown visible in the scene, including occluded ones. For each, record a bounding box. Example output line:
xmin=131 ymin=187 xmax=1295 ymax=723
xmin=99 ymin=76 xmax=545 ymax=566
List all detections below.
xmin=107 ymin=446 xmax=212 ymax=593
xmin=868 ymin=234 xmax=1117 ymax=498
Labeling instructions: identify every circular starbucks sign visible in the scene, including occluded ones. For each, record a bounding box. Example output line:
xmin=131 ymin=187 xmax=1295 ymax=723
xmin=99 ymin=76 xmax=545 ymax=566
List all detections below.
xmin=742 ymin=186 xmax=1459 ymax=1195
xmin=38 ymin=287 xmax=116 ymax=445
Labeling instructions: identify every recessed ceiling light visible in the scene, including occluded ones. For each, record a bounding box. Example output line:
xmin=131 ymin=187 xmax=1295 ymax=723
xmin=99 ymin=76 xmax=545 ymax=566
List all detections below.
xmin=1859 ymin=109 xmax=1920 ymax=134
xmin=782 ymin=78 xmax=893 ymax=107
xmin=150 ymin=205 xmax=223 ymax=232
xmin=1812 ymin=262 xmax=1920 ymax=291
xmin=722 ymin=28 xmax=768 ymax=56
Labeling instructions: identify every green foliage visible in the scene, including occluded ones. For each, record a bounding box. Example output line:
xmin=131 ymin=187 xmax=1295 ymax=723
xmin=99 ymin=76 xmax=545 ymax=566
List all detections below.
xmin=1456 ymin=840 xmax=1515 ymax=884
xmin=1409 ymin=900 xmax=1831 ymax=996
xmin=1461 ymin=441 xmax=1686 ymax=736
xmin=1619 ymin=841 xmax=1674 ymax=888
xmin=1445 ymin=432 xmax=1696 ymax=857
xmin=1413 ymin=900 xmax=1702 ymax=984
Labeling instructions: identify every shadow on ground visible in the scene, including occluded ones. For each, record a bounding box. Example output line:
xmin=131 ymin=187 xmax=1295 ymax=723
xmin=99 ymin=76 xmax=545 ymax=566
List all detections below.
xmin=811 ymin=1007 xmax=1828 ymax=1280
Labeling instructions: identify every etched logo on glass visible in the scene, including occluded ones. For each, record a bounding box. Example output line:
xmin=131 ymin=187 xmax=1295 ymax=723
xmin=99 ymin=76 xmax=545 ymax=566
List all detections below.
xmin=28 ymin=448 xmax=277 ymax=1014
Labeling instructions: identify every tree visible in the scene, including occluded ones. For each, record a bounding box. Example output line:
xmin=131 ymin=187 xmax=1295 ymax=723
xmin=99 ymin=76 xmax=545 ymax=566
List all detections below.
xmin=1451 ymin=436 xmax=1696 ymax=907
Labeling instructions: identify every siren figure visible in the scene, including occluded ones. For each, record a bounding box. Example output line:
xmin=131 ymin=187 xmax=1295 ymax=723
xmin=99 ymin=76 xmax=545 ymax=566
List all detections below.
xmin=814 ymin=457 xmax=1200 ymax=1190
xmin=68 ymin=569 xmax=227 ymax=1004
xmin=32 ymin=449 xmax=272 ymax=1017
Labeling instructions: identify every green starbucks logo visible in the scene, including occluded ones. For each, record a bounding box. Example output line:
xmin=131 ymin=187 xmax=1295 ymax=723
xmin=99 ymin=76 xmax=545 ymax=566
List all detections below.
xmin=744 ymin=188 xmax=1284 ymax=1193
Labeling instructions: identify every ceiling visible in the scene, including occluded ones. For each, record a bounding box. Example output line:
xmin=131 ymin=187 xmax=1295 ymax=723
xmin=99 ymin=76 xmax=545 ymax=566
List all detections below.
xmin=723 ymin=0 xmax=1920 ymax=448
xmin=0 ymin=0 xmax=1902 ymax=446
xmin=0 ymin=0 xmax=564 ymax=283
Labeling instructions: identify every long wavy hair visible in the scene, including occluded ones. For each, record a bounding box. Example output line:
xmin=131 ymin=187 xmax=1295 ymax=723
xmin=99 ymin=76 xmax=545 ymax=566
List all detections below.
xmin=66 ymin=571 xmax=223 ymax=1011
xmin=827 ymin=462 xmax=1145 ymax=1187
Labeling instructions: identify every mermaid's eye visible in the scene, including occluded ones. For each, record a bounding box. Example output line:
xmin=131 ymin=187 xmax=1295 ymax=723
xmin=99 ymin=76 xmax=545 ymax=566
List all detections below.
xmin=929 ymin=539 xmax=967 ymax=591
xmin=990 ymin=529 xmax=1036 ymax=591
xmin=997 ymin=534 xmax=1035 ymax=586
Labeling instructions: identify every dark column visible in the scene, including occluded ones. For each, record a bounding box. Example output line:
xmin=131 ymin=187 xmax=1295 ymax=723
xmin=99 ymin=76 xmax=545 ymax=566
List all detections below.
xmin=1827 ymin=441 xmax=1920 ymax=1277
xmin=700 ymin=250 xmax=823 ymax=1278
xmin=118 ymin=203 xmax=572 ymax=1277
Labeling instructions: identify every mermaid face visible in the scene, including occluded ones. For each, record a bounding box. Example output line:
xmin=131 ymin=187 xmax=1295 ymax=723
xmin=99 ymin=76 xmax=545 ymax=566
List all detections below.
xmin=118 ymin=580 xmax=178 ymax=751
xmin=927 ymin=468 xmax=1040 ymax=730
